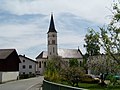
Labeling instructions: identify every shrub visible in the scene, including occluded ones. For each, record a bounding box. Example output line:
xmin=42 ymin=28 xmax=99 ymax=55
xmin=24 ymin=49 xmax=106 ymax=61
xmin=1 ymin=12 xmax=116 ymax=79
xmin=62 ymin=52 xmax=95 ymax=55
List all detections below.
xmin=80 ymin=75 xmax=99 ymax=84
xmin=60 ymin=67 xmax=85 ymax=86
xmin=19 ymin=74 xmax=29 ymax=79
xmin=19 ymin=74 xmax=36 ymax=79
xmin=44 ymin=56 xmax=66 ymax=82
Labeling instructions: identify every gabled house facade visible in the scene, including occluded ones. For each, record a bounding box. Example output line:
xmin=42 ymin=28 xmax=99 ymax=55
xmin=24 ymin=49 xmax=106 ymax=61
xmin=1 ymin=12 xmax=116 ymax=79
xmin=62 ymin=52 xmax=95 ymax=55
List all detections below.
xmin=0 ymin=49 xmax=20 ymax=83
xmin=19 ymin=55 xmax=37 ymax=75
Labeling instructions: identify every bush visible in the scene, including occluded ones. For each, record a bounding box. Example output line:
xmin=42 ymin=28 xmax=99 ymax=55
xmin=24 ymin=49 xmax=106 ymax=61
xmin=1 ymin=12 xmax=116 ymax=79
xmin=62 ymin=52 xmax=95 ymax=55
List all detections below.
xmin=19 ymin=74 xmax=36 ymax=79
xmin=80 ymin=75 xmax=100 ymax=84
xmin=19 ymin=74 xmax=29 ymax=79
xmin=44 ymin=69 xmax=61 ymax=83
xmin=28 ymin=74 xmax=36 ymax=77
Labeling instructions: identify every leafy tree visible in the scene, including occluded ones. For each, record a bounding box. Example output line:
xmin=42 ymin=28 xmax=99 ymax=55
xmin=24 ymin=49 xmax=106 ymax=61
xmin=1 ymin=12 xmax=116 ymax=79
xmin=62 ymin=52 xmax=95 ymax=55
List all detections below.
xmin=99 ymin=1 xmax=120 ymax=64
xmin=69 ymin=58 xmax=79 ymax=67
xmin=61 ymin=67 xmax=85 ymax=86
xmin=88 ymin=55 xmax=120 ymax=75
xmin=84 ymin=29 xmax=100 ymax=74
xmin=61 ymin=58 xmax=85 ymax=86
xmin=87 ymin=1 xmax=120 ymax=86
xmin=87 ymin=54 xmax=120 ymax=86
xmin=83 ymin=53 xmax=89 ymax=74
xmin=44 ymin=56 xmax=66 ymax=82
xmin=84 ymin=29 xmax=100 ymax=56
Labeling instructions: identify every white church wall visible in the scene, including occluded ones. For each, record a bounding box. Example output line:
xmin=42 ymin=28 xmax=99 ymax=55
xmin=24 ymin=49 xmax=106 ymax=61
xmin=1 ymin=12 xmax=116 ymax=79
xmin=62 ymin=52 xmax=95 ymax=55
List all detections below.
xmin=36 ymin=58 xmax=47 ymax=75
xmin=48 ymin=32 xmax=58 ymax=59
xmin=36 ymin=58 xmax=83 ymax=75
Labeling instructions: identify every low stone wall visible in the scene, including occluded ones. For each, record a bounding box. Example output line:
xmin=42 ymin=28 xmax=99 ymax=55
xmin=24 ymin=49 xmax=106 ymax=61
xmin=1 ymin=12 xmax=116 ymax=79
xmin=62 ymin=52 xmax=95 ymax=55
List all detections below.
xmin=0 ymin=72 xmax=19 ymax=83
xmin=43 ymin=80 xmax=88 ymax=90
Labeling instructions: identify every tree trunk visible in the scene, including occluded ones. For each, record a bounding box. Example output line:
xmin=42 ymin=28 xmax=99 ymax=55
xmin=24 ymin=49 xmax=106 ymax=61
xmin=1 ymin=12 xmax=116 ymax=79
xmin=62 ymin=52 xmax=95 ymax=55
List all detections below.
xmin=99 ymin=73 xmax=107 ymax=86
xmin=99 ymin=79 xmax=106 ymax=86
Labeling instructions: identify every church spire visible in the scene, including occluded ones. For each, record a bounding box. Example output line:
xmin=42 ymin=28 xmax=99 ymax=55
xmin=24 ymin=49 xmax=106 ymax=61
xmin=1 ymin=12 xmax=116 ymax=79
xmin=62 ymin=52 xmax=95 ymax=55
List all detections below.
xmin=47 ymin=13 xmax=57 ymax=33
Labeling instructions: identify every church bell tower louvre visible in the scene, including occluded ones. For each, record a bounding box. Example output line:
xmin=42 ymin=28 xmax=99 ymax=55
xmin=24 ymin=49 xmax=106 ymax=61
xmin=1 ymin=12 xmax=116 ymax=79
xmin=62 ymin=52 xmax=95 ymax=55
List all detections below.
xmin=47 ymin=14 xmax=58 ymax=59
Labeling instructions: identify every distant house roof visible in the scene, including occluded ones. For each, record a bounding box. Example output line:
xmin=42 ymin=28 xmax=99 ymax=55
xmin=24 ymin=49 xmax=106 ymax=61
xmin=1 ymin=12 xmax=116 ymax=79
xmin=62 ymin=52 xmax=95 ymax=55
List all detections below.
xmin=36 ymin=48 xmax=83 ymax=59
xmin=19 ymin=55 xmax=37 ymax=63
xmin=0 ymin=49 xmax=15 ymax=59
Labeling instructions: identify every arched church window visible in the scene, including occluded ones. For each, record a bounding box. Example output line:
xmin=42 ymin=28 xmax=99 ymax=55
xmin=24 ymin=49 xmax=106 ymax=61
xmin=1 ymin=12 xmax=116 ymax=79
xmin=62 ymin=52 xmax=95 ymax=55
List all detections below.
xmin=39 ymin=61 xmax=41 ymax=68
xmin=53 ymin=47 xmax=55 ymax=53
xmin=80 ymin=61 xmax=82 ymax=66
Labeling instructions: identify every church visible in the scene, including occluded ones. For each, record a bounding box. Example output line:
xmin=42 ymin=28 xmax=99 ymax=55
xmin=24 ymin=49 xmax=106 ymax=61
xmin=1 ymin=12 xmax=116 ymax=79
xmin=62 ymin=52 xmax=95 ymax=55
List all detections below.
xmin=36 ymin=14 xmax=83 ymax=75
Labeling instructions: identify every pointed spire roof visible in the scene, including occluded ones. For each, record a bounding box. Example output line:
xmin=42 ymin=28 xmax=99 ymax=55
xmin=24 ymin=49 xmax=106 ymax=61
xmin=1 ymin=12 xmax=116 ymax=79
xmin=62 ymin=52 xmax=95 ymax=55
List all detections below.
xmin=47 ymin=13 xmax=57 ymax=33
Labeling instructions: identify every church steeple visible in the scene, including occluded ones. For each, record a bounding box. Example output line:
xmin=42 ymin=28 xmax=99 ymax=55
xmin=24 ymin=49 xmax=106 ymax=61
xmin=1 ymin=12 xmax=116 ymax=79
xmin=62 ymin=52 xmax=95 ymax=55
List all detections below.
xmin=47 ymin=14 xmax=58 ymax=59
xmin=47 ymin=14 xmax=57 ymax=33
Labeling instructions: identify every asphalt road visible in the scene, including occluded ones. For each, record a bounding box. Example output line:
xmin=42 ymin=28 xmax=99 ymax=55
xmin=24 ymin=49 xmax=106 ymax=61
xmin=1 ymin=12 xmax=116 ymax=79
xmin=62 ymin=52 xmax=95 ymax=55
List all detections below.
xmin=0 ymin=76 xmax=44 ymax=90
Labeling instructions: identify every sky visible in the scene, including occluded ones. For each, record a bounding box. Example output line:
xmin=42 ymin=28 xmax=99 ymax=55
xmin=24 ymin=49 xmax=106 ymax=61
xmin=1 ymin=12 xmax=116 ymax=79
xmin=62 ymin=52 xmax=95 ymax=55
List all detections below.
xmin=0 ymin=0 xmax=115 ymax=59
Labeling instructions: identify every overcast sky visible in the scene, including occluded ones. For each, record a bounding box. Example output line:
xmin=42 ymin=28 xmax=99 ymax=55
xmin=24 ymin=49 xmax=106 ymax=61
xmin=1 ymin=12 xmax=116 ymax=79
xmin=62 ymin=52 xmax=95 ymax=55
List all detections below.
xmin=0 ymin=0 xmax=114 ymax=59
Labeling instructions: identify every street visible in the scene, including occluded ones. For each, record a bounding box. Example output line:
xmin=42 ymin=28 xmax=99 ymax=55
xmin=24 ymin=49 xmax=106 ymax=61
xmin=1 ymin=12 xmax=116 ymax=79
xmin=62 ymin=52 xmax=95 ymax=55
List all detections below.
xmin=0 ymin=76 xmax=44 ymax=90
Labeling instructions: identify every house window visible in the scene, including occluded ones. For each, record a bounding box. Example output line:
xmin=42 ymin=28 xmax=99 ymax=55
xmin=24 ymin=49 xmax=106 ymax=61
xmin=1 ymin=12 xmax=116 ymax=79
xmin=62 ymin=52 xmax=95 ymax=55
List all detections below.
xmin=23 ymin=65 xmax=25 ymax=69
xmin=53 ymin=34 xmax=55 ymax=37
xmin=52 ymin=40 xmax=55 ymax=44
xmin=23 ymin=60 xmax=25 ymax=62
xmin=29 ymin=65 xmax=32 ymax=69
xmin=23 ymin=72 xmax=25 ymax=74
xmin=39 ymin=61 xmax=41 ymax=68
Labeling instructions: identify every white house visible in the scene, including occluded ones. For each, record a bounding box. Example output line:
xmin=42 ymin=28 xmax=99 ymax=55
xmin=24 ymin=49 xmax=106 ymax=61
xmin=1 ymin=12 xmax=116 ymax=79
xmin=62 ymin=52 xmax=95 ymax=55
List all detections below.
xmin=19 ymin=55 xmax=37 ymax=75
xmin=36 ymin=14 xmax=83 ymax=75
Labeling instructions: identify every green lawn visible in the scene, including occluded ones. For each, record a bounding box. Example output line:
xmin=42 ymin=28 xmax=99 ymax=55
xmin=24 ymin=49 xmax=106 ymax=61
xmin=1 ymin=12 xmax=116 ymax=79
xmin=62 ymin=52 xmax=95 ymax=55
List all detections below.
xmin=60 ymin=80 xmax=120 ymax=90
xmin=78 ymin=83 xmax=120 ymax=90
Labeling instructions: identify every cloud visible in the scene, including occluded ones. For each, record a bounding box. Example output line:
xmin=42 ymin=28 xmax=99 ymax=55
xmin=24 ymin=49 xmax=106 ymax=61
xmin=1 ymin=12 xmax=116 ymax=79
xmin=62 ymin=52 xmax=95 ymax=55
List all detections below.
xmin=0 ymin=11 xmax=46 ymax=24
xmin=56 ymin=13 xmax=101 ymax=33
xmin=0 ymin=0 xmax=113 ymax=24
xmin=0 ymin=24 xmax=46 ymax=56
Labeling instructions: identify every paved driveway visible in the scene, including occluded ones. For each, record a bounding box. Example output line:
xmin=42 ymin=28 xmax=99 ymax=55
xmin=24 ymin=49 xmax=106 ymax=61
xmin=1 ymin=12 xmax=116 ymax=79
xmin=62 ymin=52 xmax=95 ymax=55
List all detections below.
xmin=0 ymin=76 xmax=44 ymax=90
